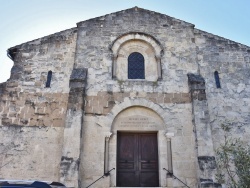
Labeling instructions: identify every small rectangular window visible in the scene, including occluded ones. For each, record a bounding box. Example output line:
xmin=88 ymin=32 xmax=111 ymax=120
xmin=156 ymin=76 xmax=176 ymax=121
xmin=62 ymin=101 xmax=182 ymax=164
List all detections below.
xmin=214 ymin=71 xmax=221 ymax=88
xmin=45 ymin=71 xmax=52 ymax=87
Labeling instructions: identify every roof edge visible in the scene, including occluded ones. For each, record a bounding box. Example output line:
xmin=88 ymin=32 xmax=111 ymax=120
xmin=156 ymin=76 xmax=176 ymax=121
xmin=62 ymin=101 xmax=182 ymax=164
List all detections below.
xmin=194 ymin=28 xmax=250 ymax=49
xmin=76 ymin=6 xmax=195 ymax=27
xmin=7 ymin=27 xmax=78 ymax=60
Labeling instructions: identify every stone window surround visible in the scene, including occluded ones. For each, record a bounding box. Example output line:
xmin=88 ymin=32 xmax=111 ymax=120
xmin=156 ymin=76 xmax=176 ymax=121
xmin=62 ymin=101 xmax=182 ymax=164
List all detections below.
xmin=110 ymin=32 xmax=164 ymax=81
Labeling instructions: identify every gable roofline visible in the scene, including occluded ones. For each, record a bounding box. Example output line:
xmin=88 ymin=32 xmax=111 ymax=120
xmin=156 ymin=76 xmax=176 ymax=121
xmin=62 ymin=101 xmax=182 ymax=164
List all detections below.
xmin=7 ymin=27 xmax=77 ymax=60
xmin=194 ymin=28 xmax=250 ymax=49
xmin=76 ymin=6 xmax=250 ymax=49
xmin=6 ymin=7 xmax=250 ymax=61
xmin=76 ymin=6 xmax=195 ymax=28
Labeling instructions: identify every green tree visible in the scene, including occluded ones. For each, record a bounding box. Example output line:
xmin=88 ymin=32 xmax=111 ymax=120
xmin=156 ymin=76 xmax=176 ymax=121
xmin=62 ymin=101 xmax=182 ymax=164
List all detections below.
xmin=216 ymin=123 xmax=250 ymax=188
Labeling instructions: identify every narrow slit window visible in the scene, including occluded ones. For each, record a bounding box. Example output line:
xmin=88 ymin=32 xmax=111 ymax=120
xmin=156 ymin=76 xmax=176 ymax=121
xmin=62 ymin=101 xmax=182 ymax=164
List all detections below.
xmin=45 ymin=71 xmax=52 ymax=88
xmin=214 ymin=71 xmax=221 ymax=88
xmin=128 ymin=52 xmax=145 ymax=79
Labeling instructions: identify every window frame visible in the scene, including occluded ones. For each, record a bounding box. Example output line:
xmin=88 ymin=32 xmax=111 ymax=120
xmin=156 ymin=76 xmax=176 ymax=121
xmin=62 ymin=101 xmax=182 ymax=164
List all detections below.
xmin=45 ymin=71 xmax=52 ymax=88
xmin=127 ymin=52 xmax=145 ymax=79
xmin=214 ymin=71 xmax=221 ymax=88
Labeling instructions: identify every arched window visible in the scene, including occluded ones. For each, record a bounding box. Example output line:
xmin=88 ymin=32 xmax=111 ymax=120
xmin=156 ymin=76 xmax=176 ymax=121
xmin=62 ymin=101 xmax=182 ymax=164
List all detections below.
xmin=128 ymin=52 xmax=145 ymax=79
xmin=45 ymin=71 xmax=52 ymax=87
xmin=214 ymin=71 xmax=221 ymax=88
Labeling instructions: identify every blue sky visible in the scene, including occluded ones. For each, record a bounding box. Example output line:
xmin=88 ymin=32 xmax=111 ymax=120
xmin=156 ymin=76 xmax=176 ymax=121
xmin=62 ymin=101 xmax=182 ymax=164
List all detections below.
xmin=1 ymin=0 xmax=250 ymax=83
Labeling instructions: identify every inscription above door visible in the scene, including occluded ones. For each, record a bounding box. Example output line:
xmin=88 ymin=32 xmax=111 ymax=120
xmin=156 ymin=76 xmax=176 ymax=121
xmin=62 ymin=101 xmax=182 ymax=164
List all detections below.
xmin=117 ymin=132 xmax=159 ymax=187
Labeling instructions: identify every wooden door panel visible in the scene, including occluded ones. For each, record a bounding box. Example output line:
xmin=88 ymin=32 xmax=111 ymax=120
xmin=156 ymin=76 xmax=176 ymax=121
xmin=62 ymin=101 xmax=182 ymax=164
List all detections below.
xmin=140 ymin=134 xmax=158 ymax=161
xmin=118 ymin=134 xmax=136 ymax=161
xmin=117 ymin=172 xmax=137 ymax=187
xmin=139 ymin=134 xmax=159 ymax=187
xmin=140 ymin=172 xmax=159 ymax=187
xmin=118 ymin=162 xmax=134 ymax=169
xmin=117 ymin=133 xmax=159 ymax=187
xmin=141 ymin=162 xmax=158 ymax=170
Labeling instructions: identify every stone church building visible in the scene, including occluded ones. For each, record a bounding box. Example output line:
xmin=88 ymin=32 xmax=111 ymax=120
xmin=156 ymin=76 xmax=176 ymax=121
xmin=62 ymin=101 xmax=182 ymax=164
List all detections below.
xmin=0 ymin=7 xmax=250 ymax=188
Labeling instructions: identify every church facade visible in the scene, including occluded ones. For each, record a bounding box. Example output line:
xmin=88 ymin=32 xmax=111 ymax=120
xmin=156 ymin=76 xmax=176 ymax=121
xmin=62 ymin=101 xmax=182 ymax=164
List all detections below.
xmin=1 ymin=7 xmax=250 ymax=188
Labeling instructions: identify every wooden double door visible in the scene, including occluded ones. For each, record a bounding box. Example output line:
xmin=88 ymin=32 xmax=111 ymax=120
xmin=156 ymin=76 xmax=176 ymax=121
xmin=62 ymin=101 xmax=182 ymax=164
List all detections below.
xmin=117 ymin=132 xmax=159 ymax=187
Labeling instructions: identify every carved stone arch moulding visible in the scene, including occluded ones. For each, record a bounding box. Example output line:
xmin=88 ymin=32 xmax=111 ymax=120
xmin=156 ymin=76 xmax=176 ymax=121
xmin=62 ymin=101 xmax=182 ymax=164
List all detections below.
xmin=95 ymin=98 xmax=168 ymax=130
xmin=110 ymin=32 xmax=164 ymax=81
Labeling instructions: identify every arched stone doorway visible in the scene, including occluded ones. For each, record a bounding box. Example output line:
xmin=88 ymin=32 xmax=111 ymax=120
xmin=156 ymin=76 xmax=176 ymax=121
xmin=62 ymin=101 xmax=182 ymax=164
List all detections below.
xmin=109 ymin=106 xmax=168 ymax=187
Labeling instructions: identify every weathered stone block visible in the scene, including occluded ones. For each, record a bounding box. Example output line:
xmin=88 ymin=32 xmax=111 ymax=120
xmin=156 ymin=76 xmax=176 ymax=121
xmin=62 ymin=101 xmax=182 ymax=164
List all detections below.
xmin=70 ymin=68 xmax=87 ymax=82
xmin=2 ymin=118 xmax=11 ymax=125
xmin=53 ymin=118 xmax=63 ymax=127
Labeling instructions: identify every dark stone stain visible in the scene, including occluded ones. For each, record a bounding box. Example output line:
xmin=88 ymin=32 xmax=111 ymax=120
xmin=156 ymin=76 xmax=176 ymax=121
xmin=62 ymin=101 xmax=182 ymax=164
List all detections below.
xmin=60 ymin=156 xmax=80 ymax=177
xmin=198 ymin=156 xmax=216 ymax=171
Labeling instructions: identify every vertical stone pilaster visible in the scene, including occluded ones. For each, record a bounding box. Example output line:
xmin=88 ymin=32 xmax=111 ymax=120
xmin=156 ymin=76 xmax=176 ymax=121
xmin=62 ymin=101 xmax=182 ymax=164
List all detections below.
xmin=188 ymin=74 xmax=221 ymax=188
xmin=165 ymin=132 xmax=174 ymax=187
xmin=104 ymin=132 xmax=112 ymax=175
xmin=60 ymin=68 xmax=87 ymax=188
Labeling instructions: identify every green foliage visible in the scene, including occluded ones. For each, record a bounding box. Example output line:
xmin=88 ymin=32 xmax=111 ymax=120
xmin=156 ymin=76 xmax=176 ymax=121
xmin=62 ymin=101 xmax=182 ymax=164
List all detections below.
xmin=216 ymin=123 xmax=250 ymax=188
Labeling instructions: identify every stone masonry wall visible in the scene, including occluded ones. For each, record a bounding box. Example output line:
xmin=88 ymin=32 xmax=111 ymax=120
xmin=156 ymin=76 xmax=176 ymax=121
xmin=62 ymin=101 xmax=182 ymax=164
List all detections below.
xmin=76 ymin=7 xmax=198 ymax=95
xmin=0 ymin=28 xmax=77 ymax=181
xmin=0 ymin=28 xmax=77 ymax=127
xmin=195 ymin=29 xmax=250 ymax=187
xmin=76 ymin=7 xmax=200 ymax=187
xmin=195 ymin=29 xmax=250 ymax=148
xmin=0 ymin=126 xmax=63 ymax=180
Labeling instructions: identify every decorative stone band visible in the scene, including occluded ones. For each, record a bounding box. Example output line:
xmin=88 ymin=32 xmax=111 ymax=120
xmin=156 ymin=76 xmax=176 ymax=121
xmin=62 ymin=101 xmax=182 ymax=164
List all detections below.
xmin=84 ymin=92 xmax=191 ymax=115
xmin=1 ymin=92 xmax=69 ymax=127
